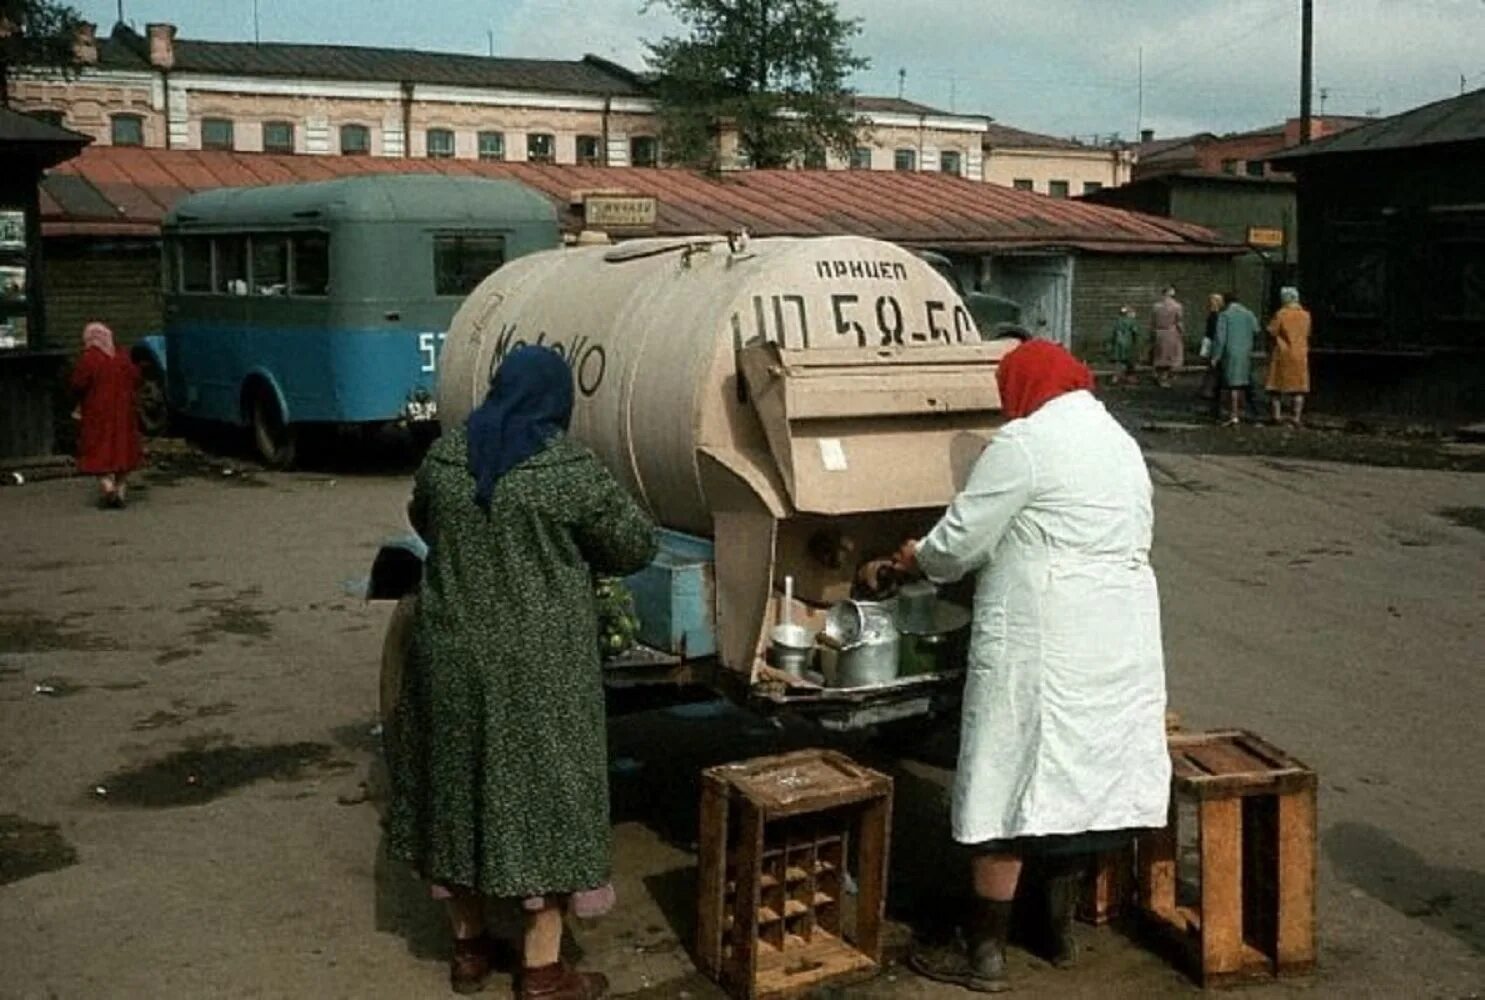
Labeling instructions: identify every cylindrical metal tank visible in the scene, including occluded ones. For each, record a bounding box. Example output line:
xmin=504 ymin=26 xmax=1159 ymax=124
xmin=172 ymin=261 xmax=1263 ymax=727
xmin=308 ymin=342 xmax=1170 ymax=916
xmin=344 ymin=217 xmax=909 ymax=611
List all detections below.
xmin=438 ymin=235 xmax=982 ymax=535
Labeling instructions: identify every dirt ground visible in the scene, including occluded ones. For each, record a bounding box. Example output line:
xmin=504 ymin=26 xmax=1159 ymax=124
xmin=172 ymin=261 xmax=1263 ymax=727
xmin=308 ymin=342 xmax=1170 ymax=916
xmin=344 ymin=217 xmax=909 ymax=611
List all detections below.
xmin=2 ymin=408 xmax=1483 ymax=999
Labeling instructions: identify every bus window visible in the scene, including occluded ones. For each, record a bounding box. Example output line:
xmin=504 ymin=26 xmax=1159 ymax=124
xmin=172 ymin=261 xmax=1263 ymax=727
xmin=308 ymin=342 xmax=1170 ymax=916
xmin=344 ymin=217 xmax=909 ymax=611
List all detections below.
xmin=214 ymin=236 xmax=249 ymax=296
xmin=434 ymin=233 xmax=506 ymax=296
xmin=181 ymin=237 xmax=213 ymax=293
xmin=292 ymin=234 xmax=330 ymax=296
xmin=252 ymin=236 xmax=289 ymax=296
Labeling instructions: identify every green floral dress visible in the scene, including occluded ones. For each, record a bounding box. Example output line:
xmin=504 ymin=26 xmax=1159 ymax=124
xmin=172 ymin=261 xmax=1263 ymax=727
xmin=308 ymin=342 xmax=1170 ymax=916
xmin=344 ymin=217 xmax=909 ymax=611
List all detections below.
xmin=385 ymin=428 xmax=656 ymax=898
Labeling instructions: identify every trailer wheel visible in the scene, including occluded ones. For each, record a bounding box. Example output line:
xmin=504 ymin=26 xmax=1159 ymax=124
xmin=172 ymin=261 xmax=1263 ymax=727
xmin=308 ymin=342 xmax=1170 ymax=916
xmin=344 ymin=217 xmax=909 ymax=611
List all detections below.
xmin=249 ymin=386 xmax=297 ymax=469
xmin=135 ymin=360 xmax=170 ymax=436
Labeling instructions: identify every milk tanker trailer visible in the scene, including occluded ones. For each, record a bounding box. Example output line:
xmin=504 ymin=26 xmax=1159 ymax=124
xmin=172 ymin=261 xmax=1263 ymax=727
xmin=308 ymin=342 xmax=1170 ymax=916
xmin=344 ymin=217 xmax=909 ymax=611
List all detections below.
xmin=375 ymin=234 xmax=1016 ymax=731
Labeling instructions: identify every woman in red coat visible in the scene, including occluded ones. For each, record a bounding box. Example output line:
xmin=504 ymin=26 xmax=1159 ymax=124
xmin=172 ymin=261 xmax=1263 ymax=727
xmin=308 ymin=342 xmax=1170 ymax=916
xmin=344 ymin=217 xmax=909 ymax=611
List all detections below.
xmin=70 ymin=322 xmax=142 ymax=508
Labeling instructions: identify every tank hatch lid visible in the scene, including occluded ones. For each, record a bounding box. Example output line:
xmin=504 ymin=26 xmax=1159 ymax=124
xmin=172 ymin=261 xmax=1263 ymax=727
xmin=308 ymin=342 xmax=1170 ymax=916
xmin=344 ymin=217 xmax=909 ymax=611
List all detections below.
xmin=738 ymin=341 xmax=1011 ymax=516
xmin=602 ymin=236 xmax=726 ymax=263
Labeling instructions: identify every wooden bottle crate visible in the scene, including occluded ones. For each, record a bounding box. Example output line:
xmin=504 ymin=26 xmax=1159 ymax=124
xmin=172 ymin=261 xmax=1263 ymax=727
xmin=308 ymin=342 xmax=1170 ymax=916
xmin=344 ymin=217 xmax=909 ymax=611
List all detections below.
xmin=696 ymin=750 xmax=893 ymax=1000
xmin=1136 ymin=729 xmax=1317 ymax=988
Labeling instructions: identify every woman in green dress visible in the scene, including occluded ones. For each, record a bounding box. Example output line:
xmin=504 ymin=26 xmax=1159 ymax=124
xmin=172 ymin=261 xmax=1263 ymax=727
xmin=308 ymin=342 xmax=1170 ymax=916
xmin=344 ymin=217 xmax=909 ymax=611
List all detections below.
xmin=1108 ymin=306 xmax=1139 ymax=383
xmin=386 ymin=345 xmax=656 ymax=998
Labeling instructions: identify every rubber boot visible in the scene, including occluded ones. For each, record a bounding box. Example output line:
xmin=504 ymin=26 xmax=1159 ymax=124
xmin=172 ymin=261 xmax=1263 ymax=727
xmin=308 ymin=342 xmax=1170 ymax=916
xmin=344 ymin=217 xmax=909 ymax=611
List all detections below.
xmin=519 ymin=963 xmax=610 ymax=1000
xmin=1044 ymin=861 xmax=1083 ymax=970
xmin=910 ymin=897 xmax=1012 ymax=994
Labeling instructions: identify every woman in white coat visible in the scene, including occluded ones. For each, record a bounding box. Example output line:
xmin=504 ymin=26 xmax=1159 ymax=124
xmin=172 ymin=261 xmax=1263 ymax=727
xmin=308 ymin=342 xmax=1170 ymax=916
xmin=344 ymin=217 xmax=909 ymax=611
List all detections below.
xmin=900 ymin=340 xmax=1171 ymax=993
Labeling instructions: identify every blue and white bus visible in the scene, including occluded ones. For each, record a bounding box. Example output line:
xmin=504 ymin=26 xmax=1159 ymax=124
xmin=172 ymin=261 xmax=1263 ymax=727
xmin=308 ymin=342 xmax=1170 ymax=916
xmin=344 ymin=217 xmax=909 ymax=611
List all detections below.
xmin=136 ymin=174 xmax=560 ymax=465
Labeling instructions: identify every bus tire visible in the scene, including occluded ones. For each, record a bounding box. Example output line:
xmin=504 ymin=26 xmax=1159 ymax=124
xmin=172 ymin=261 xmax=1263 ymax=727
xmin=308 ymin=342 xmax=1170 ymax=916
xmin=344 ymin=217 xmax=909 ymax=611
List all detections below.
xmin=249 ymin=386 xmax=297 ymax=469
xmin=136 ymin=360 xmax=171 ymax=437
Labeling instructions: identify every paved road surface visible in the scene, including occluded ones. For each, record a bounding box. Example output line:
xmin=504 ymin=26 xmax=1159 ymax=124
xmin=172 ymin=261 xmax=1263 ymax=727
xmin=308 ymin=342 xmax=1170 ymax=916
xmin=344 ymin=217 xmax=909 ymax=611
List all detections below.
xmin=1 ymin=443 xmax=1481 ymax=998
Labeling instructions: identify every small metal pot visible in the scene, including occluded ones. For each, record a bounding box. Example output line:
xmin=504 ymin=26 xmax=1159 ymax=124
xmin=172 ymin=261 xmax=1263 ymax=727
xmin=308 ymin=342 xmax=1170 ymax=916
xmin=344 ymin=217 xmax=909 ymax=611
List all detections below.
xmin=770 ymin=623 xmax=814 ymax=679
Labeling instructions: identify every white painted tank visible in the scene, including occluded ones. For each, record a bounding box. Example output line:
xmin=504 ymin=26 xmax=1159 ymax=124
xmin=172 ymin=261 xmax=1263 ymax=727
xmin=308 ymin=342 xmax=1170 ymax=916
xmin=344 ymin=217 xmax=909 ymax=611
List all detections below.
xmin=438 ymin=235 xmax=994 ymax=536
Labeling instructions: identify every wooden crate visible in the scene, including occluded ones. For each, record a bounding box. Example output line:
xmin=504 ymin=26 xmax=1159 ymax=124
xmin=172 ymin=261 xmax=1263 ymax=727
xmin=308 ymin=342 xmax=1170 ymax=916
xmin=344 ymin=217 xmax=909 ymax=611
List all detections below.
xmin=697 ymin=750 xmax=893 ymax=1000
xmin=1137 ymin=729 xmax=1318 ymax=988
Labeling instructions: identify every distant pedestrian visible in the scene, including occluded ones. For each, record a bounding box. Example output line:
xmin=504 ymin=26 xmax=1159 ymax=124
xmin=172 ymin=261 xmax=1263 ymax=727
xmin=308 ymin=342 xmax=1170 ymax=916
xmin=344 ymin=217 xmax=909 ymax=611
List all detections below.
xmin=1210 ymin=292 xmax=1260 ymax=426
xmin=69 ymin=322 xmax=142 ymax=508
xmin=1266 ymin=286 xmax=1312 ymax=426
xmin=1149 ymin=286 xmax=1185 ymax=387
xmin=1198 ymin=293 xmax=1224 ymax=416
xmin=1108 ymin=306 xmax=1139 ymax=383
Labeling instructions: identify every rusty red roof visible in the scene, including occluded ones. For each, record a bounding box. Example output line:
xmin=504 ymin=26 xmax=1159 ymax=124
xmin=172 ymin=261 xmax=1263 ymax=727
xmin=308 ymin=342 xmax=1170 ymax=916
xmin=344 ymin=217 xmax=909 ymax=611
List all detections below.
xmin=41 ymin=146 xmax=1238 ymax=255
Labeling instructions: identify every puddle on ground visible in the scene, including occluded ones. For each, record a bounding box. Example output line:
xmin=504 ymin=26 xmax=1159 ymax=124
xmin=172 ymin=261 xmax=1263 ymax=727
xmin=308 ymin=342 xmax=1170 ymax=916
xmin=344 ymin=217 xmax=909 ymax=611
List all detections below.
xmin=180 ymin=591 xmax=274 ymax=644
xmin=32 ymin=677 xmax=89 ymax=697
xmin=99 ymin=680 xmax=147 ymax=691
xmin=131 ymin=701 xmax=237 ymax=731
xmin=93 ymin=739 xmax=340 ymax=808
xmin=154 ymin=648 xmax=202 ymax=666
xmin=1438 ymin=506 xmax=1485 ymax=534
xmin=0 ymin=814 xmax=79 ymax=885
xmin=330 ymin=718 xmax=383 ymax=754
xmin=0 ymin=611 xmax=116 ymax=654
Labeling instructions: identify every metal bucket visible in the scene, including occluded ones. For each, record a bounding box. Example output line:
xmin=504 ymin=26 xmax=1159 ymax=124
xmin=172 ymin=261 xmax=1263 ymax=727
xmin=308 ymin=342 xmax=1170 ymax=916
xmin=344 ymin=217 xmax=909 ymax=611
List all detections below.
xmin=770 ymin=623 xmax=814 ymax=678
xmin=822 ymin=601 xmax=900 ymax=688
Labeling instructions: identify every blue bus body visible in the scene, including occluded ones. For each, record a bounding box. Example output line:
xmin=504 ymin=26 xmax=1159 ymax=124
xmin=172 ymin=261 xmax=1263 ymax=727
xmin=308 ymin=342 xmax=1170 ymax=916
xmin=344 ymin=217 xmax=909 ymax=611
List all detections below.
xmin=158 ymin=175 xmax=560 ymax=441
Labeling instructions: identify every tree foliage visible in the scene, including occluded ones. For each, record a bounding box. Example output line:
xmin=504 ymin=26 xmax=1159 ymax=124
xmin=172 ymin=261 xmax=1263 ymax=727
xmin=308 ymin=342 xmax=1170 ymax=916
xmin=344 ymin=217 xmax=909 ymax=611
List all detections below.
xmin=644 ymin=0 xmax=869 ymax=169
xmin=0 ymin=0 xmax=85 ymax=107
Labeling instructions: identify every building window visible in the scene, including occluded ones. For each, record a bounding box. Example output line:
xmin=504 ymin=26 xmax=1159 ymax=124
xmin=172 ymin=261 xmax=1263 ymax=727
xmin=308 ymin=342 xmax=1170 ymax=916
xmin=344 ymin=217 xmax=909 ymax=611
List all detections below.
xmin=340 ymin=124 xmax=371 ymax=156
xmin=631 ymin=135 xmax=659 ymax=167
xmin=940 ymin=150 xmax=963 ymax=176
xmin=849 ymin=147 xmax=873 ymax=170
xmin=434 ymin=233 xmax=506 ymax=296
xmin=262 ymin=121 xmax=294 ymax=154
xmin=475 ymin=131 xmax=505 ymax=161
xmin=1048 ymin=180 xmax=1070 ymax=199
xmin=894 ymin=148 xmax=917 ymax=172
xmin=527 ymin=133 xmax=555 ymax=163
xmin=111 ymin=113 xmax=144 ymax=147
xmin=427 ymin=128 xmax=455 ymax=159
xmin=1221 ymin=158 xmax=1239 ymax=175
xmin=1245 ymin=160 xmax=1267 ymax=178
xmin=576 ymin=134 xmax=602 ymax=165
xmin=202 ymin=118 xmax=235 ymax=151
xmin=1083 ymin=181 xmax=1104 ymax=195
xmin=1012 ymin=178 xmax=1035 ymax=192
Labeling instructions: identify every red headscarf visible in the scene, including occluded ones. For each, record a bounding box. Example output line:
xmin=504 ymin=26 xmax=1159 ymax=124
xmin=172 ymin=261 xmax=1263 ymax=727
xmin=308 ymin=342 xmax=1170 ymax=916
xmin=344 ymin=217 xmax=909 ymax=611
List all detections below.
xmin=996 ymin=339 xmax=1094 ymax=419
xmin=82 ymin=322 xmax=117 ymax=358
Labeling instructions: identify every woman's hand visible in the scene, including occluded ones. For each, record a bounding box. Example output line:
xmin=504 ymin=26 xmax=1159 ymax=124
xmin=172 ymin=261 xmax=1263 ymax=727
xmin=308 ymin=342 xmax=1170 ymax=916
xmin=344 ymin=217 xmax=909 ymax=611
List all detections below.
xmin=893 ymin=539 xmax=921 ymax=576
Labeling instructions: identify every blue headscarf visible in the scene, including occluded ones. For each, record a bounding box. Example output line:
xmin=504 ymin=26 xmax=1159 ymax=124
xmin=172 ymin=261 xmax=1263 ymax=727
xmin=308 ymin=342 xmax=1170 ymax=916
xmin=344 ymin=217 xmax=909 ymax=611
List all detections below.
xmin=466 ymin=344 xmax=574 ymax=512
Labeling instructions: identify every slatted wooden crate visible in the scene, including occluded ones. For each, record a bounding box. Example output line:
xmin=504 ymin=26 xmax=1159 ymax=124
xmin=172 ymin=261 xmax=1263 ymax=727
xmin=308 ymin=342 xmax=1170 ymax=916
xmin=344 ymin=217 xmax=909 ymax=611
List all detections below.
xmin=697 ymin=750 xmax=892 ymax=1000
xmin=1137 ymin=729 xmax=1317 ymax=988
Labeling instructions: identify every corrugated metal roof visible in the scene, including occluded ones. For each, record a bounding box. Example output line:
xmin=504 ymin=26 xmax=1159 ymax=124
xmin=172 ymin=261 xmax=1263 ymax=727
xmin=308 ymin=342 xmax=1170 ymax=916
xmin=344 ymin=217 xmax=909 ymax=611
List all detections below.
xmin=983 ymin=123 xmax=1089 ymax=152
xmin=40 ymin=146 xmax=1239 ymax=255
xmin=1273 ymin=88 xmax=1485 ymax=163
xmin=95 ymin=23 xmax=644 ymax=96
xmin=0 ymin=107 xmax=92 ymax=146
xmin=852 ymin=96 xmax=951 ymax=117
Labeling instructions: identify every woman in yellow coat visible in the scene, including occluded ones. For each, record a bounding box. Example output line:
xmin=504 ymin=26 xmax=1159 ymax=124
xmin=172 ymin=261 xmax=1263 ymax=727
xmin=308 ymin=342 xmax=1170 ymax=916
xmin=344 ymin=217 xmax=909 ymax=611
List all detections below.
xmin=1266 ymin=287 xmax=1312 ymax=426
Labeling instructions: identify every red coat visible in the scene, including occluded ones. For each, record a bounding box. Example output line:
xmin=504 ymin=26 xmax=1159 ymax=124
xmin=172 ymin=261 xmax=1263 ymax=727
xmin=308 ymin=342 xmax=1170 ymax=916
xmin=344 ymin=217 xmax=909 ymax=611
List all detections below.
xmin=71 ymin=348 xmax=143 ymax=474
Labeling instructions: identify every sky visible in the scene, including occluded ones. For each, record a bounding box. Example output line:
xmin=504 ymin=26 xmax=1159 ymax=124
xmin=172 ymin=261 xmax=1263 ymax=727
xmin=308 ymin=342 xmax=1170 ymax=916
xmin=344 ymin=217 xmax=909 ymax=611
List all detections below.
xmin=72 ymin=0 xmax=1485 ymax=140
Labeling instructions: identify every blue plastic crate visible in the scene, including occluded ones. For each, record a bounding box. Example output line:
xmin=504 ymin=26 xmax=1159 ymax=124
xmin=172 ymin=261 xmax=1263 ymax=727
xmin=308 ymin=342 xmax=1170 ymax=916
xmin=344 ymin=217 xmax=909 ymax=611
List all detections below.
xmin=624 ymin=529 xmax=716 ymax=659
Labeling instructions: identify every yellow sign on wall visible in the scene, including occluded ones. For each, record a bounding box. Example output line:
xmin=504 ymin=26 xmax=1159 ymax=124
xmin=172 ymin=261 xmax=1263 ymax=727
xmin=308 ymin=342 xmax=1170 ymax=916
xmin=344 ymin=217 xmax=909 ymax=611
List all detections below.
xmin=1247 ymin=226 xmax=1286 ymax=248
xmin=585 ymin=195 xmax=658 ymax=230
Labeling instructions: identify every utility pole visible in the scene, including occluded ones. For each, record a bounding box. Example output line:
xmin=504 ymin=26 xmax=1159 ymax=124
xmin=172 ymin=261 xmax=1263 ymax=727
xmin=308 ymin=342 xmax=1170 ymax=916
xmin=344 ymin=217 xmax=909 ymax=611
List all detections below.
xmin=487 ymin=29 xmax=494 ymax=57
xmin=1299 ymin=0 xmax=1314 ymax=143
xmin=117 ymin=0 xmax=124 ymax=25
xmin=897 ymin=68 xmax=906 ymax=100
xmin=252 ymin=0 xmax=260 ymax=44
xmin=1136 ymin=46 xmax=1144 ymax=139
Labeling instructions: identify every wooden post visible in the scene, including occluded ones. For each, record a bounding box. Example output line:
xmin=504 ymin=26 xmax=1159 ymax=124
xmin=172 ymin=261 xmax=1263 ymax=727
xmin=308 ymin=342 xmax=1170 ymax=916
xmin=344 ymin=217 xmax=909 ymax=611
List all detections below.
xmin=696 ymin=775 xmax=731 ymax=978
xmin=1199 ymin=797 xmax=1244 ymax=979
xmin=729 ymin=799 xmax=767 ymax=998
xmin=1139 ymin=798 xmax=1178 ymax=921
xmin=852 ymin=795 xmax=892 ymax=961
xmin=1275 ymin=789 xmax=1317 ymax=972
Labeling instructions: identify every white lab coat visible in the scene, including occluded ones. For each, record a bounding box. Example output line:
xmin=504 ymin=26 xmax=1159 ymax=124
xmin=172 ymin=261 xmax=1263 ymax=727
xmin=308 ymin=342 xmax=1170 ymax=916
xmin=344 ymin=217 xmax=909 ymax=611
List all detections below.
xmin=917 ymin=391 xmax=1170 ymax=844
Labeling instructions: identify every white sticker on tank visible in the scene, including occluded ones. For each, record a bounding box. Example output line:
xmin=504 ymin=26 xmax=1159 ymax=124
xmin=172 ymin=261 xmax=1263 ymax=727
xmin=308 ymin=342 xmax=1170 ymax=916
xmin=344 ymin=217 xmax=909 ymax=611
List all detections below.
xmin=819 ymin=438 xmax=848 ymax=472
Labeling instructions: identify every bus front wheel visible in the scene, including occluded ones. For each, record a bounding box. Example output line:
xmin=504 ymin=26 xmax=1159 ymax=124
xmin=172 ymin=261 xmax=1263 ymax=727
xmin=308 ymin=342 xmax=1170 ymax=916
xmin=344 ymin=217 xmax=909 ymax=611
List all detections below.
xmin=135 ymin=361 xmax=171 ymax=437
xmin=249 ymin=388 xmax=297 ymax=469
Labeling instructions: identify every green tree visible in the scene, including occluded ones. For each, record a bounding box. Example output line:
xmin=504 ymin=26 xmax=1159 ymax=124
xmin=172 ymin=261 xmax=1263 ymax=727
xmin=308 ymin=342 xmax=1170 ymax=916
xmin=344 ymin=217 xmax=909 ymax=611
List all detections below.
xmin=0 ymin=0 xmax=85 ymax=108
xmin=644 ymin=0 xmax=869 ymax=169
